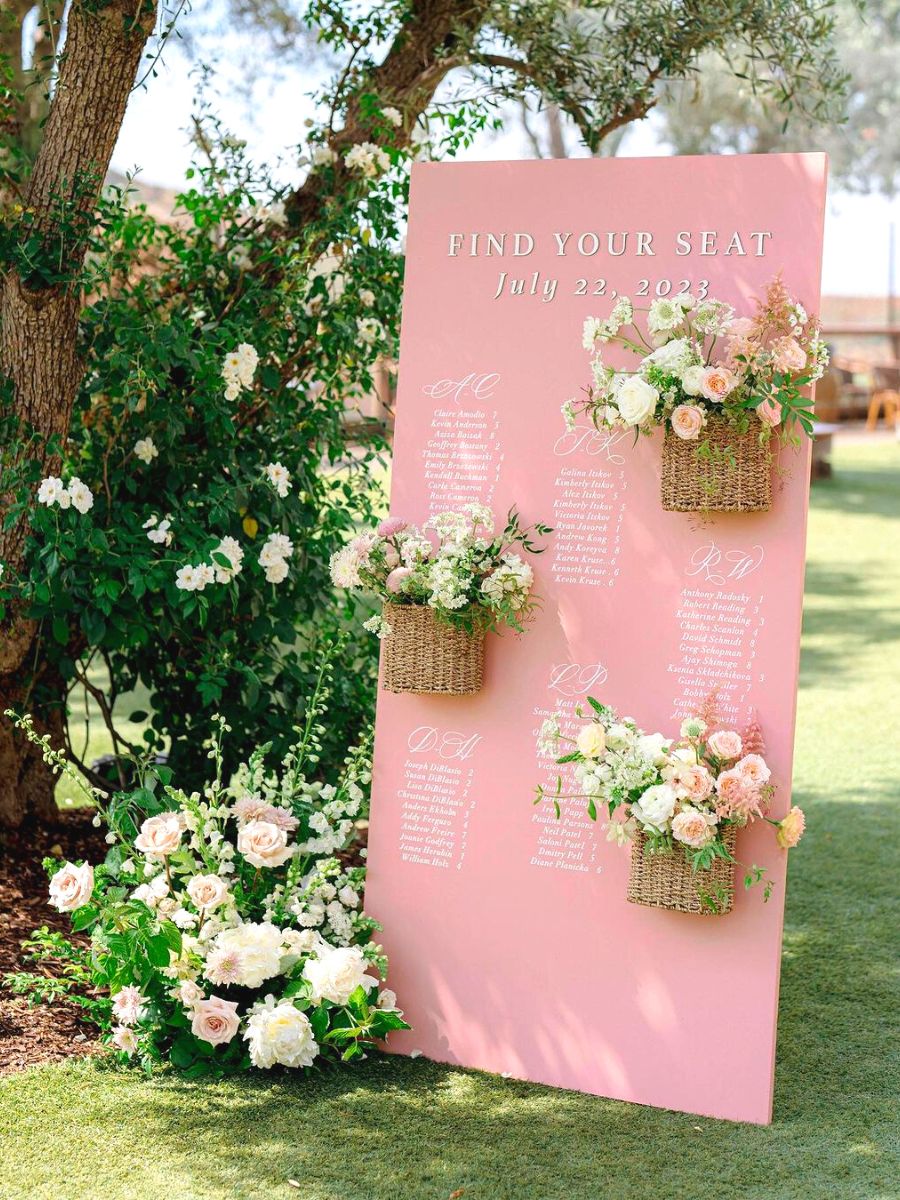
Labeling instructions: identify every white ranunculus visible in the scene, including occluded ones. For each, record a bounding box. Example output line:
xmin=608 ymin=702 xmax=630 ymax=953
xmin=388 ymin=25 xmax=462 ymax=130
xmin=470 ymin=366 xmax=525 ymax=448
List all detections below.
xmin=212 ymin=922 xmax=285 ymax=988
xmin=615 ymin=376 xmax=659 ymax=426
xmin=244 ymin=997 xmax=319 ymax=1069
xmin=303 ymin=945 xmax=377 ymax=1005
xmin=681 ymin=365 xmax=706 ymax=397
xmin=631 ymin=783 xmax=677 ymax=832
xmin=637 ymin=733 xmax=671 ymax=766
xmin=576 ymin=722 xmax=607 ymax=759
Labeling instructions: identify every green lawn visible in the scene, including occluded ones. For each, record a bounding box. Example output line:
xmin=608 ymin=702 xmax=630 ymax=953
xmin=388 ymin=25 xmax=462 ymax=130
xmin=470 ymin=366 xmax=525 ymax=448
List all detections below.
xmin=1 ymin=439 xmax=897 ymax=1200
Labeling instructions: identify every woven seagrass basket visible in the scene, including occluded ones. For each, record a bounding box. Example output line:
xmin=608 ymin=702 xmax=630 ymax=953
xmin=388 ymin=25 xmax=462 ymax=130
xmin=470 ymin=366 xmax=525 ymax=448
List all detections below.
xmin=661 ymin=414 xmax=772 ymax=513
xmin=381 ymin=602 xmax=484 ymax=695
xmin=627 ymin=824 xmax=738 ymax=915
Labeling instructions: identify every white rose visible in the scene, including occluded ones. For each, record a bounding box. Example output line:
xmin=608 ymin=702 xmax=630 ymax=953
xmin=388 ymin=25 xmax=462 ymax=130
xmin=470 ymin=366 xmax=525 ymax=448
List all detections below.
xmin=681 ymin=365 xmax=706 ymax=397
xmin=632 ymin=784 xmax=677 ymax=832
xmin=186 ymin=874 xmax=230 ymax=911
xmin=302 ymin=945 xmax=377 ymax=1005
xmin=615 ymin=376 xmax=659 ymax=426
xmin=575 ymin=722 xmax=607 ymax=759
xmin=134 ymin=813 xmax=183 ymax=858
xmin=244 ymin=997 xmax=319 ymax=1069
xmin=237 ymin=820 xmax=293 ymax=869
xmin=48 ymin=861 xmax=94 ymax=912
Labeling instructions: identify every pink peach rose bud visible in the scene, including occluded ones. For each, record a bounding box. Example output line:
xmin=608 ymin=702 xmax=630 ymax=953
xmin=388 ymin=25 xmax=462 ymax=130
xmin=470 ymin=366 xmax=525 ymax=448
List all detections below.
xmin=707 ymin=730 xmax=743 ymax=760
xmin=670 ymin=404 xmax=705 ymax=441
xmin=756 ymin=399 xmax=782 ymax=428
xmin=191 ymin=996 xmax=240 ymax=1046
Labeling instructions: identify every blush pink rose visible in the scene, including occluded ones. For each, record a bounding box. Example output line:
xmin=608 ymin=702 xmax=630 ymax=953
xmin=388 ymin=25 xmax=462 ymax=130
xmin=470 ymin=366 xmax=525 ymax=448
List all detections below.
xmin=735 ymin=753 xmax=771 ymax=786
xmin=670 ymin=404 xmax=705 ymax=441
xmin=772 ymin=336 xmax=807 ymax=373
xmin=776 ymin=806 xmax=806 ymax=849
xmin=707 ymin=730 xmax=743 ymax=761
xmin=386 ymin=566 xmax=413 ymax=594
xmin=186 ymin=874 xmax=230 ymax=911
xmin=756 ymin=399 xmax=782 ymax=428
xmin=48 ymin=861 xmax=94 ymax=912
xmin=671 ymin=807 xmax=717 ymax=848
xmin=699 ymin=365 xmax=736 ymax=402
xmin=191 ymin=996 xmax=240 ymax=1046
xmin=134 ymin=813 xmax=183 ymax=858
xmin=671 ymin=763 xmax=714 ymax=803
xmin=237 ymin=819 xmax=293 ymax=869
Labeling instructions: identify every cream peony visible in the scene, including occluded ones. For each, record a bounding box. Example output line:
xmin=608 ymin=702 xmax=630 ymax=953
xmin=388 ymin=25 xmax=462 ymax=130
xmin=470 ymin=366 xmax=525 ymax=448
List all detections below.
xmin=576 ymin=722 xmax=607 ymax=759
xmin=237 ymin=820 xmax=293 ymax=869
xmin=191 ymin=996 xmax=240 ymax=1046
xmin=48 ymin=861 xmax=94 ymax=912
xmin=303 ymin=945 xmax=377 ymax=1006
xmin=671 ymin=806 xmax=718 ymax=849
xmin=637 ymin=732 xmax=670 ymax=766
xmin=134 ymin=813 xmax=183 ymax=858
xmin=211 ymin=922 xmax=285 ymax=988
xmin=670 ymin=404 xmax=705 ymax=440
xmin=615 ymin=376 xmax=659 ymax=426
xmin=186 ymin=874 xmax=230 ymax=911
xmin=244 ymin=997 xmax=319 ymax=1069
xmin=707 ymin=730 xmax=743 ymax=760
xmin=631 ymin=783 xmax=677 ymax=832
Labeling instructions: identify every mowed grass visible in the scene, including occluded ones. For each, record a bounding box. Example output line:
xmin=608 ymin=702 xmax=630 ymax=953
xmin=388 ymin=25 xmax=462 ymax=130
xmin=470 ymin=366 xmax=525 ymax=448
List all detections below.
xmin=1 ymin=439 xmax=897 ymax=1200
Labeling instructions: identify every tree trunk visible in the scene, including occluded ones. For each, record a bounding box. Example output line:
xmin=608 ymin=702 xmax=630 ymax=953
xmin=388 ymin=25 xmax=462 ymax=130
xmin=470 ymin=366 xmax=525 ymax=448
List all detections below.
xmin=0 ymin=0 xmax=158 ymax=828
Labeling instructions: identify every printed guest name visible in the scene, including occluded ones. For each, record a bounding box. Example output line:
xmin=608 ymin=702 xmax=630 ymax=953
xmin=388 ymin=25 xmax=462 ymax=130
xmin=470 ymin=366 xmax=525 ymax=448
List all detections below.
xmin=447 ymin=230 xmax=773 ymax=258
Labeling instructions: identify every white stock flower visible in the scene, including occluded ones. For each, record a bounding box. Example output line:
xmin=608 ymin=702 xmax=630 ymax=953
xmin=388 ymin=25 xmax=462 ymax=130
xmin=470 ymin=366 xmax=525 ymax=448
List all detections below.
xmin=244 ymin=996 xmax=319 ymax=1069
xmin=134 ymin=437 xmax=158 ymax=465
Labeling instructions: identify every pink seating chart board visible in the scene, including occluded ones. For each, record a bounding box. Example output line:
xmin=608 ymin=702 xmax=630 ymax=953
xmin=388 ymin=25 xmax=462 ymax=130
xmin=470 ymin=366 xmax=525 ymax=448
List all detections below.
xmin=366 ymin=154 xmax=827 ymax=1124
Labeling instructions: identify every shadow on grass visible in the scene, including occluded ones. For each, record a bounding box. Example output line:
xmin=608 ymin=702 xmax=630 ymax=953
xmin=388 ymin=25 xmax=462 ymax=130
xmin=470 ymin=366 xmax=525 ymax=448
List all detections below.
xmin=809 ymin=465 xmax=900 ymax=522
xmin=799 ymin=560 xmax=900 ymax=683
xmin=94 ymin=794 xmax=895 ymax=1200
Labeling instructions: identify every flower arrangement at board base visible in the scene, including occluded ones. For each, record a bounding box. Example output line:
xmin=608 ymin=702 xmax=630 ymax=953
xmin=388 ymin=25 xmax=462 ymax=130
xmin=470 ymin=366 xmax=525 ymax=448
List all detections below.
xmin=330 ymin=503 xmax=552 ymax=695
xmin=536 ymin=699 xmax=805 ymax=915
xmin=565 ymin=277 xmax=827 ymax=514
xmin=3 ymin=651 xmax=408 ymax=1076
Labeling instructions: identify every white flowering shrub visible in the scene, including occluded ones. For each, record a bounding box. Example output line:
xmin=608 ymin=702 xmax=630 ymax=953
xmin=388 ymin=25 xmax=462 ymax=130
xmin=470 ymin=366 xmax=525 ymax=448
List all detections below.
xmin=5 ymin=659 xmax=408 ymax=1075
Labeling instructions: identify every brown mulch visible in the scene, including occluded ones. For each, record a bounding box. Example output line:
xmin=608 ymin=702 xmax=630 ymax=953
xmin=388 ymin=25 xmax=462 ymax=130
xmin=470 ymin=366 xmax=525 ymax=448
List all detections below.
xmin=0 ymin=809 xmax=107 ymax=1074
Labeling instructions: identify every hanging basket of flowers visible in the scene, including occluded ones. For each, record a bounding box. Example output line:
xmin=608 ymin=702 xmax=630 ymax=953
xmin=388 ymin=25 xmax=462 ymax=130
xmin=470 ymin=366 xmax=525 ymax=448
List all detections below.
xmin=627 ymin=823 xmax=739 ymax=915
xmin=330 ymin=503 xmax=551 ymax=696
xmin=381 ymin=602 xmax=484 ymax=695
xmin=660 ymin=412 xmax=772 ymax=514
xmin=564 ymin=278 xmax=827 ymax=515
xmin=535 ymin=703 xmax=806 ymax=916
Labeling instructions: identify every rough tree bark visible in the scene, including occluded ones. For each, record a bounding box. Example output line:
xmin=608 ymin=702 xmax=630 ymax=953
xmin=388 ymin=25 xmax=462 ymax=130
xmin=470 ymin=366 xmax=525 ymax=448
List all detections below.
xmin=0 ymin=0 xmax=159 ymax=828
